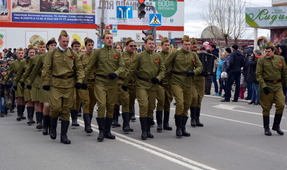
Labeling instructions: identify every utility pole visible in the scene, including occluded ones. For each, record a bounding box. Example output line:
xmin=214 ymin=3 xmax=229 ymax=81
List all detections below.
xmin=100 ymin=0 xmax=106 ymax=39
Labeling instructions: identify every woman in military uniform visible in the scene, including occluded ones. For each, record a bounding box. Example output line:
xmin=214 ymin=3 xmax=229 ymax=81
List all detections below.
xmin=14 ymin=45 xmax=36 ymax=125
xmin=27 ymin=38 xmax=57 ymax=135
xmin=21 ymin=41 xmax=46 ymax=130
xmin=3 ymin=48 xmax=26 ymax=121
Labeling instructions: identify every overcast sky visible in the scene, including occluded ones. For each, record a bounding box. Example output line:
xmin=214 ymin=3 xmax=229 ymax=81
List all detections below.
xmin=184 ymin=0 xmax=273 ymax=39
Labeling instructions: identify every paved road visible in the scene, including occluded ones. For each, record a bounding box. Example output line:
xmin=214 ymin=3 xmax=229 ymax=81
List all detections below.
xmin=1 ymin=96 xmax=287 ymax=170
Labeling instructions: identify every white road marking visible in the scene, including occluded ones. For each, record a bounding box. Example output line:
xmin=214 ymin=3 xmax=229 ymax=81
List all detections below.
xmin=212 ymin=104 xmax=268 ymax=117
xmin=77 ymin=120 xmax=217 ymax=170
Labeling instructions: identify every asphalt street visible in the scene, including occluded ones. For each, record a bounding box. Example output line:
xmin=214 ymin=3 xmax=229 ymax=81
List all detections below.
xmin=0 ymin=95 xmax=287 ymax=170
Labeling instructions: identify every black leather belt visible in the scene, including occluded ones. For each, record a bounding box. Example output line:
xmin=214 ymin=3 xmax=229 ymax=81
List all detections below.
xmin=173 ymin=71 xmax=187 ymax=76
xmin=87 ymin=79 xmax=95 ymax=82
xmin=96 ymin=74 xmax=110 ymax=79
xmin=264 ymin=79 xmax=281 ymax=83
xmin=118 ymin=77 xmax=125 ymax=81
xmin=52 ymin=75 xmax=74 ymax=79
xmin=138 ymin=76 xmax=150 ymax=82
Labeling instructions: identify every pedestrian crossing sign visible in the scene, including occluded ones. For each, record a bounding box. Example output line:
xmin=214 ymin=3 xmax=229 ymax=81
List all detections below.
xmin=149 ymin=14 xmax=162 ymax=27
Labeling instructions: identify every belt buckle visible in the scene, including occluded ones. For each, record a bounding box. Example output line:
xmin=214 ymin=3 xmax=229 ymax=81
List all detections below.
xmin=64 ymin=75 xmax=68 ymax=79
xmin=273 ymin=80 xmax=277 ymax=83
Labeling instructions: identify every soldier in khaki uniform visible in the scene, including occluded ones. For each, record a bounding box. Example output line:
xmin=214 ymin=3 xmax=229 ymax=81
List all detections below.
xmin=165 ymin=35 xmax=203 ymax=137
xmin=70 ymin=39 xmax=82 ymax=125
xmin=3 ymin=48 xmax=26 ymax=121
xmin=83 ymin=30 xmax=124 ymax=142
xmin=190 ymin=38 xmax=204 ymax=127
xmin=78 ymin=37 xmax=96 ymax=134
xmin=155 ymin=37 xmax=173 ymax=131
xmin=122 ymin=35 xmax=165 ymax=140
xmin=14 ymin=46 xmax=36 ymax=125
xmin=27 ymin=38 xmax=57 ymax=135
xmin=256 ymin=45 xmax=287 ymax=136
xmin=117 ymin=38 xmax=137 ymax=133
xmin=21 ymin=41 xmax=47 ymax=130
xmin=112 ymin=42 xmax=123 ymax=127
xmin=42 ymin=30 xmax=84 ymax=144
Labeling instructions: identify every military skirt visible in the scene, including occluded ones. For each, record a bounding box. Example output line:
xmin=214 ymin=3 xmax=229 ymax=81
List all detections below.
xmin=15 ymin=84 xmax=24 ymax=98
xmin=23 ymin=88 xmax=31 ymax=102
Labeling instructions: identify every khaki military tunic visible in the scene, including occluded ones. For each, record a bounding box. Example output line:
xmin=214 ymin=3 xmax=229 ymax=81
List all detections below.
xmin=3 ymin=59 xmax=24 ymax=98
xmin=78 ymin=52 xmax=97 ymax=114
xmin=84 ymin=46 xmax=124 ymax=118
xmin=165 ymin=49 xmax=203 ymax=116
xmin=157 ymin=51 xmax=172 ymax=112
xmin=14 ymin=59 xmax=32 ymax=101
xmin=124 ymin=50 xmax=165 ymax=118
xmin=21 ymin=53 xmax=45 ymax=102
xmin=42 ymin=47 xmax=84 ymax=121
xmin=29 ymin=53 xmax=49 ymax=103
xmin=256 ymin=55 xmax=287 ymax=116
xmin=118 ymin=51 xmax=137 ymax=113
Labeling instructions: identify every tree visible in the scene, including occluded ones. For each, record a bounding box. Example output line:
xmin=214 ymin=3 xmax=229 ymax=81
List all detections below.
xmin=201 ymin=0 xmax=246 ymax=46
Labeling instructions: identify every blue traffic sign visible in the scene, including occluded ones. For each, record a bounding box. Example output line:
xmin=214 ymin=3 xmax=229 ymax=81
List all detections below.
xmin=117 ymin=6 xmax=133 ymax=19
xmin=149 ymin=14 xmax=162 ymax=26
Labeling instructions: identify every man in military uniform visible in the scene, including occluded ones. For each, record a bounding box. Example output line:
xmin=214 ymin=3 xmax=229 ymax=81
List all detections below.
xmin=190 ymin=38 xmax=206 ymax=127
xmin=256 ymin=45 xmax=287 ymax=136
xmin=78 ymin=37 xmax=96 ymax=134
xmin=83 ymin=30 xmax=124 ymax=142
xmin=155 ymin=37 xmax=173 ymax=131
xmin=70 ymin=39 xmax=82 ymax=126
xmin=42 ymin=30 xmax=84 ymax=144
xmin=122 ymin=35 xmax=165 ymax=140
xmin=165 ymin=35 xmax=203 ymax=137
xmin=117 ymin=38 xmax=137 ymax=133
xmin=3 ymin=48 xmax=26 ymax=121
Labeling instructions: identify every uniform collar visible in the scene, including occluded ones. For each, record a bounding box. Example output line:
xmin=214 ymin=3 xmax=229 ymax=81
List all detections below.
xmin=104 ymin=46 xmax=112 ymax=50
xmin=180 ymin=48 xmax=190 ymax=54
xmin=146 ymin=50 xmax=154 ymax=54
xmin=161 ymin=50 xmax=169 ymax=54
xmin=58 ymin=46 xmax=67 ymax=52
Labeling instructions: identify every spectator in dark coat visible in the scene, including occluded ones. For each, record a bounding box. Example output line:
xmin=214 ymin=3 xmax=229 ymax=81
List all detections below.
xmin=221 ymin=44 xmax=245 ymax=102
xmin=247 ymin=50 xmax=263 ymax=105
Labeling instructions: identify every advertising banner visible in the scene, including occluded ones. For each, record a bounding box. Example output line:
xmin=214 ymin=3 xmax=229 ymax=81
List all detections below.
xmin=0 ymin=30 xmax=7 ymax=53
xmin=96 ymin=0 xmax=184 ymax=26
xmin=271 ymin=29 xmax=287 ymax=45
xmin=1 ymin=0 xmax=96 ymax=24
xmin=0 ymin=0 xmax=11 ymax=22
xmin=246 ymin=7 xmax=287 ymax=28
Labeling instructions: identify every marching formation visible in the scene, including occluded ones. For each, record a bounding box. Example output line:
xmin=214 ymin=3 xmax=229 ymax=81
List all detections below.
xmin=1 ymin=30 xmax=286 ymax=145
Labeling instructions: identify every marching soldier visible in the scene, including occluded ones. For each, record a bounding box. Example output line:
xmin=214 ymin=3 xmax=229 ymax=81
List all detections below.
xmin=155 ymin=37 xmax=173 ymax=131
xmin=83 ymin=30 xmax=124 ymax=142
xmin=42 ymin=30 xmax=84 ymax=144
xmin=78 ymin=37 xmax=97 ymax=134
xmin=27 ymin=38 xmax=57 ymax=135
xmin=117 ymin=38 xmax=137 ymax=133
xmin=165 ymin=35 xmax=203 ymax=137
xmin=21 ymin=41 xmax=47 ymax=130
xmin=122 ymin=35 xmax=165 ymax=140
xmin=14 ymin=45 xmax=36 ymax=125
xmin=70 ymin=39 xmax=82 ymax=124
xmin=112 ymin=42 xmax=123 ymax=127
xmin=256 ymin=44 xmax=287 ymax=136
xmin=190 ymin=38 xmax=207 ymax=127
xmin=3 ymin=48 xmax=26 ymax=121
